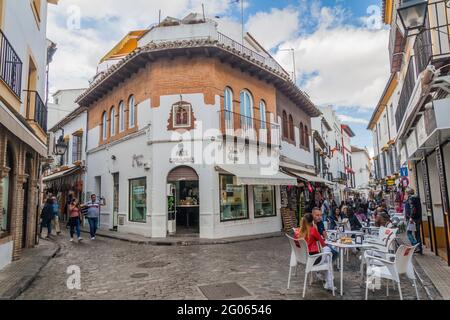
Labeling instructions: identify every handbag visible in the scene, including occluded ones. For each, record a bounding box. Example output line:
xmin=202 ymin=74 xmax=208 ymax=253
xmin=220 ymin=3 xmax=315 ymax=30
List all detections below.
xmin=407 ymin=221 xmax=416 ymax=232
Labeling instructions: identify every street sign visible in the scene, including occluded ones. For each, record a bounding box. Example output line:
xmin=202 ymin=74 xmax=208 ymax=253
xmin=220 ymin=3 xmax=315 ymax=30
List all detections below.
xmin=400 ymin=167 xmax=409 ymax=177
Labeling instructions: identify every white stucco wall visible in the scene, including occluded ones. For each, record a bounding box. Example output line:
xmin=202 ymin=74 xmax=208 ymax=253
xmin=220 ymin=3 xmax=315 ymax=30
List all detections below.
xmin=0 ymin=240 xmax=13 ymax=271
xmin=3 ymin=0 xmax=49 ymax=114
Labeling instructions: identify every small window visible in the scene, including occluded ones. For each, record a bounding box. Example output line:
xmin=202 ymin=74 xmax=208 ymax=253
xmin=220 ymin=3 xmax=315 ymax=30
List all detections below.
xmin=305 ymin=125 xmax=309 ymax=150
xmin=259 ymin=101 xmax=267 ymax=129
xmin=72 ymin=134 xmax=82 ymax=163
xmin=110 ymin=107 xmax=116 ymax=136
xmin=102 ymin=112 xmax=107 ymax=140
xmin=282 ymin=111 xmax=288 ymax=138
xmin=172 ymin=102 xmax=192 ymax=128
xmin=129 ymin=178 xmax=147 ymax=223
xmin=224 ymin=87 xmax=234 ymax=130
xmin=128 ymin=95 xmax=136 ymax=128
xmin=300 ymin=122 xmax=305 ymax=146
xmin=289 ymin=115 xmax=294 ymax=141
xmin=119 ymin=101 xmax=125 ymax=132
xmin=240 ymin=90 xmax=253 ymax=130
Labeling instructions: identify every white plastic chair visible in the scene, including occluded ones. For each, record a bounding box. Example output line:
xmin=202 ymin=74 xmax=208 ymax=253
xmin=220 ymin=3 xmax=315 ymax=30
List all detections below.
xmin=286 ymin=234 xmax=335 ymax=298
xmin=364 ymin=244 xmax=420 ymax=300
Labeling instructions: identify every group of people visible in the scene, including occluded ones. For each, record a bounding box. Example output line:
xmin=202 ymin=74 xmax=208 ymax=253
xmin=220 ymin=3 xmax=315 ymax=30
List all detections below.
xmin=40 ymin=194 xmax=103 ymax=242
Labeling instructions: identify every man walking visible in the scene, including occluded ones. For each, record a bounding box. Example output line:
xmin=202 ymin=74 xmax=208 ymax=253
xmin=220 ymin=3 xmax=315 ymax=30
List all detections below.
xmin=84 ymin=194 xmax=103 ymax=240
xmin=51 ymin=196 xmax=61 ymax=235
xmin=408 ymin=189 xmax=423 ymax=255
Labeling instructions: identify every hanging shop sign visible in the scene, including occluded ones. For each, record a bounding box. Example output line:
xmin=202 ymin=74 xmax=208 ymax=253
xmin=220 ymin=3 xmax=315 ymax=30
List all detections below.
xmin=421 ymin=158 xmax=432 ymax=217
xmin=386 ymin=179 xmax=396 ymax=186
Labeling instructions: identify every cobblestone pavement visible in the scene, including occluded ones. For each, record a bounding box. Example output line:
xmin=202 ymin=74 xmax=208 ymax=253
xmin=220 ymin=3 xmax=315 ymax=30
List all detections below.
xmin=17 ymin=232 xmax=436 ymax=300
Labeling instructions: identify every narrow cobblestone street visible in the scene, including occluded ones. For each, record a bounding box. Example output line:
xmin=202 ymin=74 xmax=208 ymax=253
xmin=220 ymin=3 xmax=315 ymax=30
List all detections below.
xmin=17 ymin=233 xmax=436 ymax=300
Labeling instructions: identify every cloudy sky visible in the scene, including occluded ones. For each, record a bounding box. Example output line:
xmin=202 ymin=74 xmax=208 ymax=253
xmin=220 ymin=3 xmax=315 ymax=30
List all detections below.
xmin=47 ymin=0 xmax=390 ymax=154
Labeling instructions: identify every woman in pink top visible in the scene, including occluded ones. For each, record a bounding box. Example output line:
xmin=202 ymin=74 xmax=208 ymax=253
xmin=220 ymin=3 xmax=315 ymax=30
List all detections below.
xmin=68 ymin=199 xmax=83 ymax=242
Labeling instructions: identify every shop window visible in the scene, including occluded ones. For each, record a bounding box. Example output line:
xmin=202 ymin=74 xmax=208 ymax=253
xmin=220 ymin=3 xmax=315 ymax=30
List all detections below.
xmin=128 ymin=95 xmax=136 ymax=128
xmin=240 ymin=90 xmax=253 ymax=130
xmin=72 ymin=133 xmax=82 ymax=163
xmin=254 ymin=186 xmax=276 ymax=218
xmin=219 ymin=174 xmax=248 ymax=221
xmin=129 ymin=178 xmax=146 ymax=223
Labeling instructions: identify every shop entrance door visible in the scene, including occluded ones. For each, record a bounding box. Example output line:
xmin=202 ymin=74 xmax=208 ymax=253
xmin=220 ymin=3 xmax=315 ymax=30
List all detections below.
xmin=167 ymin=166 xmax=200 ymax=236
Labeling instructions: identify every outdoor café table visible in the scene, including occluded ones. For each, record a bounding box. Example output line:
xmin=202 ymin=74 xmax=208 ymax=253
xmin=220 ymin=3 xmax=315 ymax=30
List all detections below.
xmin=325 ymin=240 xmax=374 ymax=296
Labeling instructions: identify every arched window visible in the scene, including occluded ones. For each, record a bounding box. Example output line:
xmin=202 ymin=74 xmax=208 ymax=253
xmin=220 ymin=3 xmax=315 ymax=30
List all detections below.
xmin=289 ymin=115 xmax=294 ymax=141
xmin=110 ymin=107 xmax=116 ymax=136
xmin=240 ymin=90 xmax=253 ymax=129
xmin=300 ymin=122 xmax=304 ymax=147
xmin=259 ymin=100 xmax=266 ymax=129
xmin=305 ymin=125 xmax=310 ymax=150
xmin=102 ymin=112 xmax=107 ymax=140
xmin=224 ymin=87 xmax=233 ymax=130
xmin=119 ymin=101 xmax=125 ymax=132
xmin=282 ymin=111 xmax=288 ymax=138
xmin=128 ymin=95 xmax=136 ymax=128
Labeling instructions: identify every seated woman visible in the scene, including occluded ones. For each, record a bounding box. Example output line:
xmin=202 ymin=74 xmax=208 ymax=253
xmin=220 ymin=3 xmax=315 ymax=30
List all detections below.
xmin=344 ymin=207 xmax=362 ymax=231
xmin=355 ymin=207 xmax=368 ymax=224
xmin=294 ymin=213 xmax=335 ymax=291
xmin=328 ymin=207 xmax=343 ymax=230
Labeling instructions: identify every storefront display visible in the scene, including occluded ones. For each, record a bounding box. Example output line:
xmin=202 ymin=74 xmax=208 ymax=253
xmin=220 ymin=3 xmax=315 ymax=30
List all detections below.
xmin=129 ymin=178 xmax=147 ymax=223
xmin=253 ymin=185 xmax=276 ymax=218
xmin=220 ymin=174 xmax=248 ymax=221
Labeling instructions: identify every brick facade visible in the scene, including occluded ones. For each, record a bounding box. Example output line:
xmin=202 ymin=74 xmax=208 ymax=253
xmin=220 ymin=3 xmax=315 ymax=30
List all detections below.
xmin=87 ymin=56 xmax=277 ymax=146
xmin=0 ymin=124 xmax=40 ymax=261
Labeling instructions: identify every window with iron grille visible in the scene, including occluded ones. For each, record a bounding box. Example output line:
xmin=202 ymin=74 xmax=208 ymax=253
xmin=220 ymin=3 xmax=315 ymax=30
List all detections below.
xmin=72 ymin=134 xmax=82 ymax=163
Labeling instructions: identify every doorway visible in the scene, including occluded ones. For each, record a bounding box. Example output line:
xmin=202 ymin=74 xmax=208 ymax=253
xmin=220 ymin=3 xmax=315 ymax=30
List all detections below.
xmin=167 ymin=166 xmax=199 ymax=236
xmin=112 ymin=173 xmax=119 ymax=231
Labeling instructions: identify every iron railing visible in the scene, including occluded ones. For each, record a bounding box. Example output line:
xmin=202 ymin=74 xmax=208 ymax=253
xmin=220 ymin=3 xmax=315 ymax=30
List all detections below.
xmin=219 ymin=109 xmax=280 ymax=146
xmin=0 ymin=29 xmax=22 ymax=98
xmin=415 ymin=27 xmax=433 ymax=75
xmin=216 ymin=32 xmax=288 ymax=77
xmin=26 ymin=90 xmax=48 ymax=132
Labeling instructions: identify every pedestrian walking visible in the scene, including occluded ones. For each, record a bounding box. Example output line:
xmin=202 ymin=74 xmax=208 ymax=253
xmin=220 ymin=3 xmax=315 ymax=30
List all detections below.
xmin=51 ymin=196 xmax=61 ymax=235
xmin=84 ymin=194 xmax=103 ymax=240
xmin=407 ymin=189 xmax=423 ymax=255
xmin=68 ymin=198 xmax=83 ymax=242
xmin=40 ymin=198 xmax=53 ymax=238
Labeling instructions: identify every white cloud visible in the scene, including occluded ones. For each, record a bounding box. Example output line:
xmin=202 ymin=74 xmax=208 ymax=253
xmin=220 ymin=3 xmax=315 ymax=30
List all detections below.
xmin=245 ymin=8 xmax=299 ymax=49
xmin=47 ymin=0 xmax=233 ymax=92
xmin=275 ymin=5 xmax=390 ymax=111
xmin=337 ymin=114 xmax=369 ymax=125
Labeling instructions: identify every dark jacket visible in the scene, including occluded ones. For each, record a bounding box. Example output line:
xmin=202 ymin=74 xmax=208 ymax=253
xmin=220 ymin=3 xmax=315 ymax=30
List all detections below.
xmin=348 ymin=215 xmax=362 ymax=231
xmin=40 ymin=204 xmax=54 ymax=222
xmin=409 ymin=196 xmax=422 ymax=221
xmin=328 ymin=213 xmax=344 ymax=230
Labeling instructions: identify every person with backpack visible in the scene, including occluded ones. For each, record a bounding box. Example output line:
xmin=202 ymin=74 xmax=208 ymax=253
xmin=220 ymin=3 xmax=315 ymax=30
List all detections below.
xmin=407 ymin=189 xmax=423 ymax=254
xmin=40 ymin=198 xmax=54 ymax=238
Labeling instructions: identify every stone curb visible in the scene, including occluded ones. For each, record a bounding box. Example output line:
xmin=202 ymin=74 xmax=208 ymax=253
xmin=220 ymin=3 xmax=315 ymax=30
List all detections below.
xmin=0 ymin=241 xmax=61 ymax=300
xmin=80 ymin=228 xmax=283 ymax=246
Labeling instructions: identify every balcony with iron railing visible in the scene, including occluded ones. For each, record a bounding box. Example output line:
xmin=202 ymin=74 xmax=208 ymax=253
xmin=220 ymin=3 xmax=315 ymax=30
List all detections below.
xmin=0 ymin=29 xmax=22 ymax=98
xmin=219 ymin=109 xmax=280 ymax=147
xmin=25 ymin=90 xmax=48 ymax=133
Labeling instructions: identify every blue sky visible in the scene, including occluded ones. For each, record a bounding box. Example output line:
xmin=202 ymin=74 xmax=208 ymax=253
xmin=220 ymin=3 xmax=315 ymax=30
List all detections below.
xmin=48 ymin=0 xmax=389 ymax=155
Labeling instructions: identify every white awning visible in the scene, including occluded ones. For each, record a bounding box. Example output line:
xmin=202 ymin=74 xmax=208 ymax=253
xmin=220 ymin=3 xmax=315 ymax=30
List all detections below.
xmin=218 ymin=165 xmax=297 ymax=186
xmin=43 ymin=165 xmax=83 ymax=182
xmin=283 ymin=168 xmax=335 ymax=187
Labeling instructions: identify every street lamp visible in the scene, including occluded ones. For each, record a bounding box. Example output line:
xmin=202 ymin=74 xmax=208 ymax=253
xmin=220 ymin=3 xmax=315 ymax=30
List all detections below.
xmin=54 ymin=131 xmax=68 ymax=156
xmin=397 ymin=0 xmax=429 ymax=36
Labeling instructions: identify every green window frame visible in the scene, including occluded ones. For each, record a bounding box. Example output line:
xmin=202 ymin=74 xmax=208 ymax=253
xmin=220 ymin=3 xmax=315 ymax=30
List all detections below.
xmin=129 ymin=177 xmax=147 ymax=223
xmin=219 ymin=174 xmax=248 ymax=222
xmin=253 ymin=185 xmax=276 ymax=218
